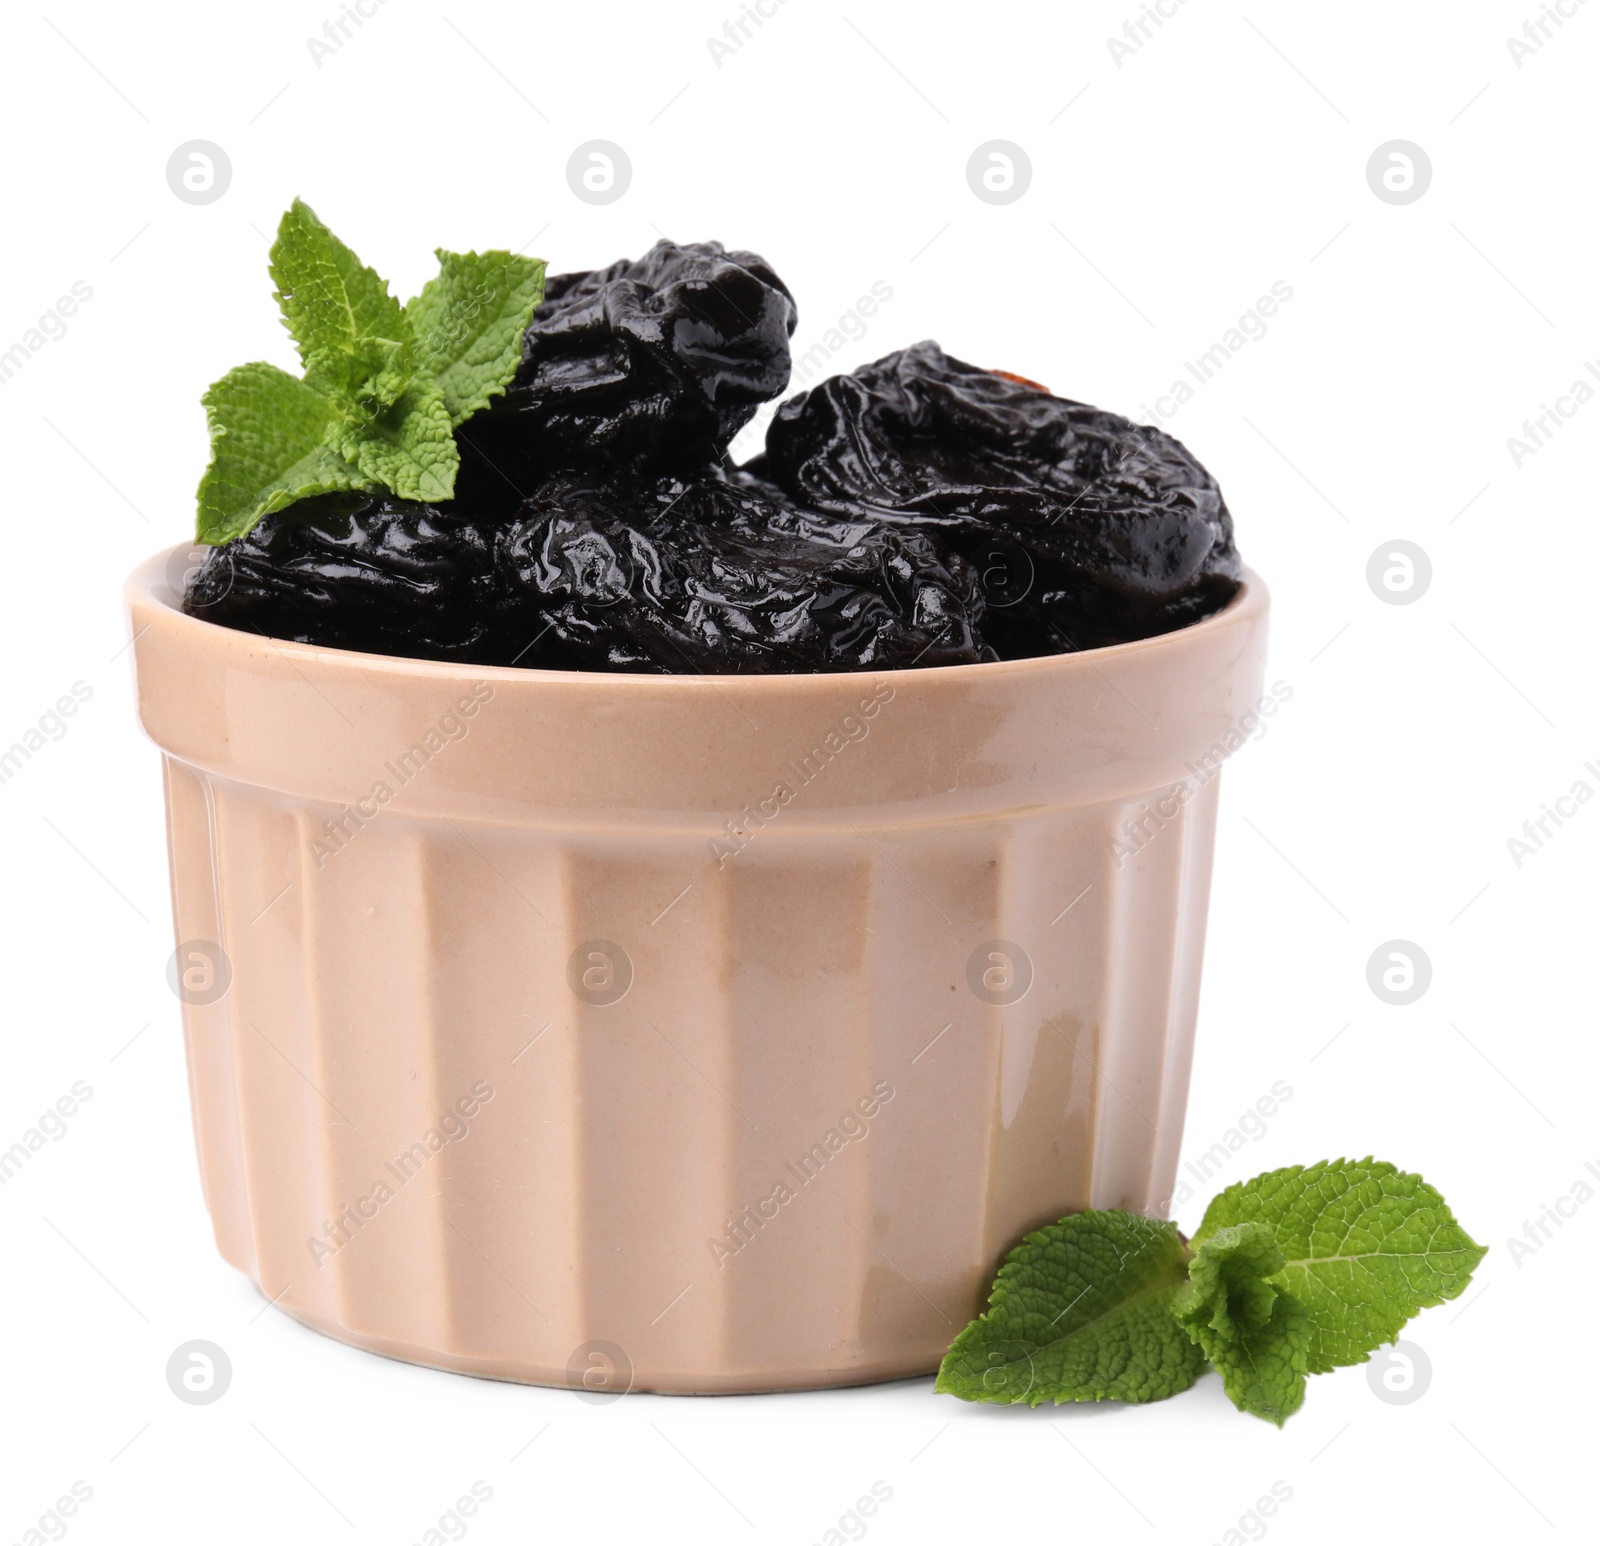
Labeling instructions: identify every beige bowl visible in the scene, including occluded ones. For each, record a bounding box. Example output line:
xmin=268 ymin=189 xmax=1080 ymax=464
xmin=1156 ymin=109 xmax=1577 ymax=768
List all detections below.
xmin=128 ymin=551 xmax=1268 ymax=1394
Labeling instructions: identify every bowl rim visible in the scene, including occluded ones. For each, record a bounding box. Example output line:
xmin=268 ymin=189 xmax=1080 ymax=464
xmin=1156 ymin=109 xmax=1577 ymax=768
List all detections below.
xmin=128 ymin=544 xmax=1267 ymax=696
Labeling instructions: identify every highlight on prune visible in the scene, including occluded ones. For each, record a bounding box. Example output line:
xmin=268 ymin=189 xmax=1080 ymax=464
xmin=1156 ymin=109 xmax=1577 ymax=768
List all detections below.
xmin=754 ymin=340 xmax=1241 ymax=650
xmin=496 ymin=473 xmax=993 ymax=675
xmin=184 ymin=493 xmax=499 ymax=664
xmin=457 ymin=239 xmax=797 ymax=510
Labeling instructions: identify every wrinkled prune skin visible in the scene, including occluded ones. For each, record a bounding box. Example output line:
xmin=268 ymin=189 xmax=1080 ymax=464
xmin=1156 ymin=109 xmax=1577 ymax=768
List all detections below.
xmin=184 ymin=493 xmax=499 ymax=663
xmin=496 ymin=473 xmax=993 ymax=674
xmin=187 ymin=479 xmax=994 ymax=674
xmin=754 ymin=340 xmax=1241 ymax=651
xmin=457 ymin=240 xmax=797 ymax=513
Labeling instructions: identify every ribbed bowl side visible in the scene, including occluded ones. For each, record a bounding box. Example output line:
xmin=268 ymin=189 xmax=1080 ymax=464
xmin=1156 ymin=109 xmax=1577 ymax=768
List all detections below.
xmin=171 ymin=761 xmax=1226 ymax=1393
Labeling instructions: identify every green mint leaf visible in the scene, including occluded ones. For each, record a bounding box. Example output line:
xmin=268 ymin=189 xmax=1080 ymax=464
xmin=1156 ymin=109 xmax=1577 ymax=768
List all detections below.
xmin=1171 ymin=1223 xmax=1310 ymax=1426
xmin=327 ymin=378 xmax=458 ymax=504
xmin=935 ymin=1212 xmax=1206 ymax=1407
xmin=195 ymin=363 xmax=368 ymax=545
xmin=1192 ymin=1158 xmax=1487 ymax=1375
xmin=405 ymin=249 xmax=547 ymax=425
xmin=269 ymin=198 xmax=415 ymax=408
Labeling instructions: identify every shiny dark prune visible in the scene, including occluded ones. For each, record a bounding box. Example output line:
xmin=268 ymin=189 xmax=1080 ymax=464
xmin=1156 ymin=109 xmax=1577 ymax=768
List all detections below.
xmin=496 ymin=473 xmax=993 ymax=674
xmin=457 ymin=240 xmax=797 ymax=512
xmin=183 ymin=493 xmax=499 ymax=662
xmin=754 ymin=340 xmax=1241 ymax=652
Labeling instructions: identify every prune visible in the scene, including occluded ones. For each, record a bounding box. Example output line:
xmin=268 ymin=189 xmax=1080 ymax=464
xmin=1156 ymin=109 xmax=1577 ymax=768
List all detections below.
xmin=496 ymin=473 xmax=993 ymax=674
xmin=457 ymin=240 xmax=797 ymax=513
xmin=183 ymin=492 xmax=499 ymax=663
xmin=184 ymin=241 xmax=1247 ymax=673
xmin=754 ymin=341 xmax=1241 ymax=652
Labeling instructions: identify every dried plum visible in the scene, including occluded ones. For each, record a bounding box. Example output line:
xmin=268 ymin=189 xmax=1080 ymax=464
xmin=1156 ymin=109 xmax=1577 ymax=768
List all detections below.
xmin=754 ymin=340 xmax=1241 ymax=651
xmin=183 ymin=492 xmax=499 ymax=663
xmin=496 ymin=473 xmax=993 ymax=674
xmin=457 ymin=240 xmax=797 ymax=512
xmin=182 ymin=240 xmax=1247 ymax=674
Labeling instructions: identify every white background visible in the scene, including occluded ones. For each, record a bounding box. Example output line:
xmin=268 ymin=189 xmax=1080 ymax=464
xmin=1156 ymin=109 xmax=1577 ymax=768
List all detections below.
xmin=1 ymin=1 xmax=1594 ymax=1542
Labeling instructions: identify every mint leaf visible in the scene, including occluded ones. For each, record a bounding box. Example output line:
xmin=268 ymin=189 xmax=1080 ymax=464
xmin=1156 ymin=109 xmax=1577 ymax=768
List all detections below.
xmin=269 ymin=198 xmax=415 ymax=408
xmin=935 ymin=1159 xmax=1483 ymax=1427
xmin=327 ymin=378 xmax=457 ymax=503
xmin=1191 ymin=1159 xmax=1487 ymax=1375
xmin=406 ymin=250 xmax=546 ymax=425
xmin=195 ymin=363 xmax=368 ymax=545
xmin=1172 ymin=1223 xmax=1310 ymax=1425
xmin=936 ymin=1213 xmax=1206 ymax=1407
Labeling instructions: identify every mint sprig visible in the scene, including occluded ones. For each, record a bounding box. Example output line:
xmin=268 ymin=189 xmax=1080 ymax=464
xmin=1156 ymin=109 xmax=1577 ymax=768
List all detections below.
xmin=937 ymin=1158 xmax=1484 ymax=1425
xmin=195 ymin=199 xmax=545 ymax=545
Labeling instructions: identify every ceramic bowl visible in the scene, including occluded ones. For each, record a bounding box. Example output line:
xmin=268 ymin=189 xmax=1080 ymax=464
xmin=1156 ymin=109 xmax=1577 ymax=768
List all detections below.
xmin=128 ymin=550 xmax=1268 ymax=1393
